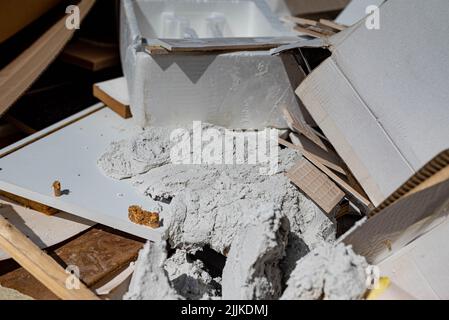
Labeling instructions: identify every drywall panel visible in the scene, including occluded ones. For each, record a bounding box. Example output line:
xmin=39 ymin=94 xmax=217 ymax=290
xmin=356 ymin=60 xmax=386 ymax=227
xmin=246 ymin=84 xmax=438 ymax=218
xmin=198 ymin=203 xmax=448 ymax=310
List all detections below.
xmin=0 ymin=198 xmax=94 ymax=261
xmin=298 ymin=0 xmax=449 ymax=205
xmin=0 ymin=105 xmax=167 ymax=241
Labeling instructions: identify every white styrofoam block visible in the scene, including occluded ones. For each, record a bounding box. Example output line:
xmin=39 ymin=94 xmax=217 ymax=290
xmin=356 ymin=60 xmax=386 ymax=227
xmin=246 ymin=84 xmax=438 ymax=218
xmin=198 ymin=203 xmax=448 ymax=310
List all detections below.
xmin=121 ymin=0 xmax=303 ymax=129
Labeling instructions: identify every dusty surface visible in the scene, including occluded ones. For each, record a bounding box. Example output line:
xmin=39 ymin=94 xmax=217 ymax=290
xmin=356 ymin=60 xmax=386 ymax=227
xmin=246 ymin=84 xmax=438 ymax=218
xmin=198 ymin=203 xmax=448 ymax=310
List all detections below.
xmin=281 ymin=243 xmax=369 ymax=300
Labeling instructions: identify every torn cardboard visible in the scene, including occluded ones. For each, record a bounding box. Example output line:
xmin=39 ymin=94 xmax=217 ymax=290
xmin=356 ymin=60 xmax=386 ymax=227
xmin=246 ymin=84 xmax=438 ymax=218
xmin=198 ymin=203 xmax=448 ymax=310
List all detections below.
xmin=297 ymin=0 xmax=449 ymax=206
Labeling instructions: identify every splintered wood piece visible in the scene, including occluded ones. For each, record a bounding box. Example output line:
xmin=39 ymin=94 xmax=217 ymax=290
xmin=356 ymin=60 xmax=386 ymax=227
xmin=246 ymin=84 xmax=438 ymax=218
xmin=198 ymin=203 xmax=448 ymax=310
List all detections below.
xmin=93 ymin=80 xmax=131 ymax=119
xmin=279 ymin=138 xmax=372 ymax=209
xmin=52 ymin=181 xmax=61 ymax=197
xmin=282 ymin=16 xmax=318 ymax=27
xmin=282 ymin=108 xmax=329 ymax=151
xmin=287 ymin=158 xmax=345 ymax=214
xmin=319 ymin=19 xmax=348 ymax=31
xmin=128 ymin=206 xmax=160 ymax=229
xmin=0 ymin=215 xmax=99 ymax=300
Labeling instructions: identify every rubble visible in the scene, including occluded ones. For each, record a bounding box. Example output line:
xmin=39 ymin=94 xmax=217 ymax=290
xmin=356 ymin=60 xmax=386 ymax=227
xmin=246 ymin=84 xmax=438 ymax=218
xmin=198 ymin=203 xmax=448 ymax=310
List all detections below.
xmin=281 ymin=243 xmax=368 ymax=300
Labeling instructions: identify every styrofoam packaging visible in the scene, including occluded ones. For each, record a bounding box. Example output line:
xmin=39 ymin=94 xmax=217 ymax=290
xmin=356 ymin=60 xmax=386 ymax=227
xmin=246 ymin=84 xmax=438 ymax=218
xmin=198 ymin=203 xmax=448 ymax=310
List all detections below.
xmin=120 ymin=0 xmax=302 ymax=129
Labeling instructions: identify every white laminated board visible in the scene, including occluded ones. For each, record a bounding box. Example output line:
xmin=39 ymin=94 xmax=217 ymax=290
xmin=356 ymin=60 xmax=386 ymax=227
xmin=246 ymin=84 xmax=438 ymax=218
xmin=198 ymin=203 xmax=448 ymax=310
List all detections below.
xmin=0 ymin=197 xmax=94 ymax=261
xmin=0 ymin=104 xmax=166 ymax=241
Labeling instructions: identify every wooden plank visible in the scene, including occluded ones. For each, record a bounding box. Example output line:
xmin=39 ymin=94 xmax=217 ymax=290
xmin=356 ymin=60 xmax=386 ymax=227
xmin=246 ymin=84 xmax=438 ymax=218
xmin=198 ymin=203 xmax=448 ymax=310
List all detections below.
xmin=0 ymin=103 xmax=104 ymax=159
xmin=0 ymin=215 xmax=99 ymax=300
xmin=282 ymin=16 xmax=318 ymax=27
xmin=319 ymin=19 xmax=347 ymax=31
xmin=372 ymin=150 xmax=449 ymax=216
xmin=280 ymin=138 xmax=373 ymax=209
xmin=0 ymin=0 xmax=96 ymax=116
xmin=3 ymin=114 xmax=37 ymax=135
xmin=93 ymin=78 xmax=131 ymax=119
xmin=61 ymin=39 xmax=120 ymax=72
xmin=287 ymin=158 xmax=345 ymax=214
xmin=0 ymin=226 xmax=144 ymax=300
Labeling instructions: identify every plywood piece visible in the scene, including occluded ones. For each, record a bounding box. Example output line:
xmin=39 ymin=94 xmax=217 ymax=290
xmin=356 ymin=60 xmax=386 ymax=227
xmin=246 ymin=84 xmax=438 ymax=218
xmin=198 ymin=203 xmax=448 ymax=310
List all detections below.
xmin=0 ymin=226 xmax=143 ymax=300
xmin=287 ymin=158 xmax=345 ymax=213
xmin=61 ymin=39 xmax=120 ymax=71
xmin=0 ymin=214 xmax=99 ymax=300
xmin=0 ymin=0 xmax=96 ymax=116
xmin=93 ymin=77 xmax=131 ymax=119
xmin=0 ymin=105 xmax=167 ymax=241
xmin=0 ymin=197 xmax=94 ymax=261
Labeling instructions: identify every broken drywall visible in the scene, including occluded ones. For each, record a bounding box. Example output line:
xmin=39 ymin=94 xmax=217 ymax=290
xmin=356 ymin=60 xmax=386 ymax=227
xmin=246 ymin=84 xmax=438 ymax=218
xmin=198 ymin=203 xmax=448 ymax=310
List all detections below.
xmin=124 ymin=241 xmax=182 ymax=300
xmin=222 ymin=205 xmax=289 ymax=300
xmin=281 ymin=243 xmax=368 ymax=300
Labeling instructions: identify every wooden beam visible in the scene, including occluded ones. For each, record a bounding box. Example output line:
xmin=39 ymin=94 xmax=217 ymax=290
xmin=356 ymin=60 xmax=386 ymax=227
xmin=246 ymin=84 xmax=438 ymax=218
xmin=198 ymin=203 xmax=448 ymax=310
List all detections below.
xmin=0 ymin=215 xmax=99 ymax=300
xmin=93 ymin=80 xmax=131 ymax=119
xmin=0 ymin=0 xmax=96 ymax=116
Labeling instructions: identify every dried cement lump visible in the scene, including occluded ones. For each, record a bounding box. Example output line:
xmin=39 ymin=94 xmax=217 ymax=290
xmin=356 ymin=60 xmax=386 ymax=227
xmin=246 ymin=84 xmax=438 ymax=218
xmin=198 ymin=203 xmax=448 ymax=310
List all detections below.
xmin=281 ymin=243 xmax=369 ymax=300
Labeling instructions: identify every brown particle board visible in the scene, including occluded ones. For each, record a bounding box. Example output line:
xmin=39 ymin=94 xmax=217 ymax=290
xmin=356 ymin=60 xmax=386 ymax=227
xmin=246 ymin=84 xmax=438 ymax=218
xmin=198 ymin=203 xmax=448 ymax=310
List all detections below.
xmin=287 ymin=158 xmax=345 ymax=214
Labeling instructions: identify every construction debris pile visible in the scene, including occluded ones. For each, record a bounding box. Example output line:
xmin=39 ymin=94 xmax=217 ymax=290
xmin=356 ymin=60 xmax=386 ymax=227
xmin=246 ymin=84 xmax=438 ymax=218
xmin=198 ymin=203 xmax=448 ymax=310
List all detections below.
xmin=1 ymin=0 xmax=449 ymax=301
